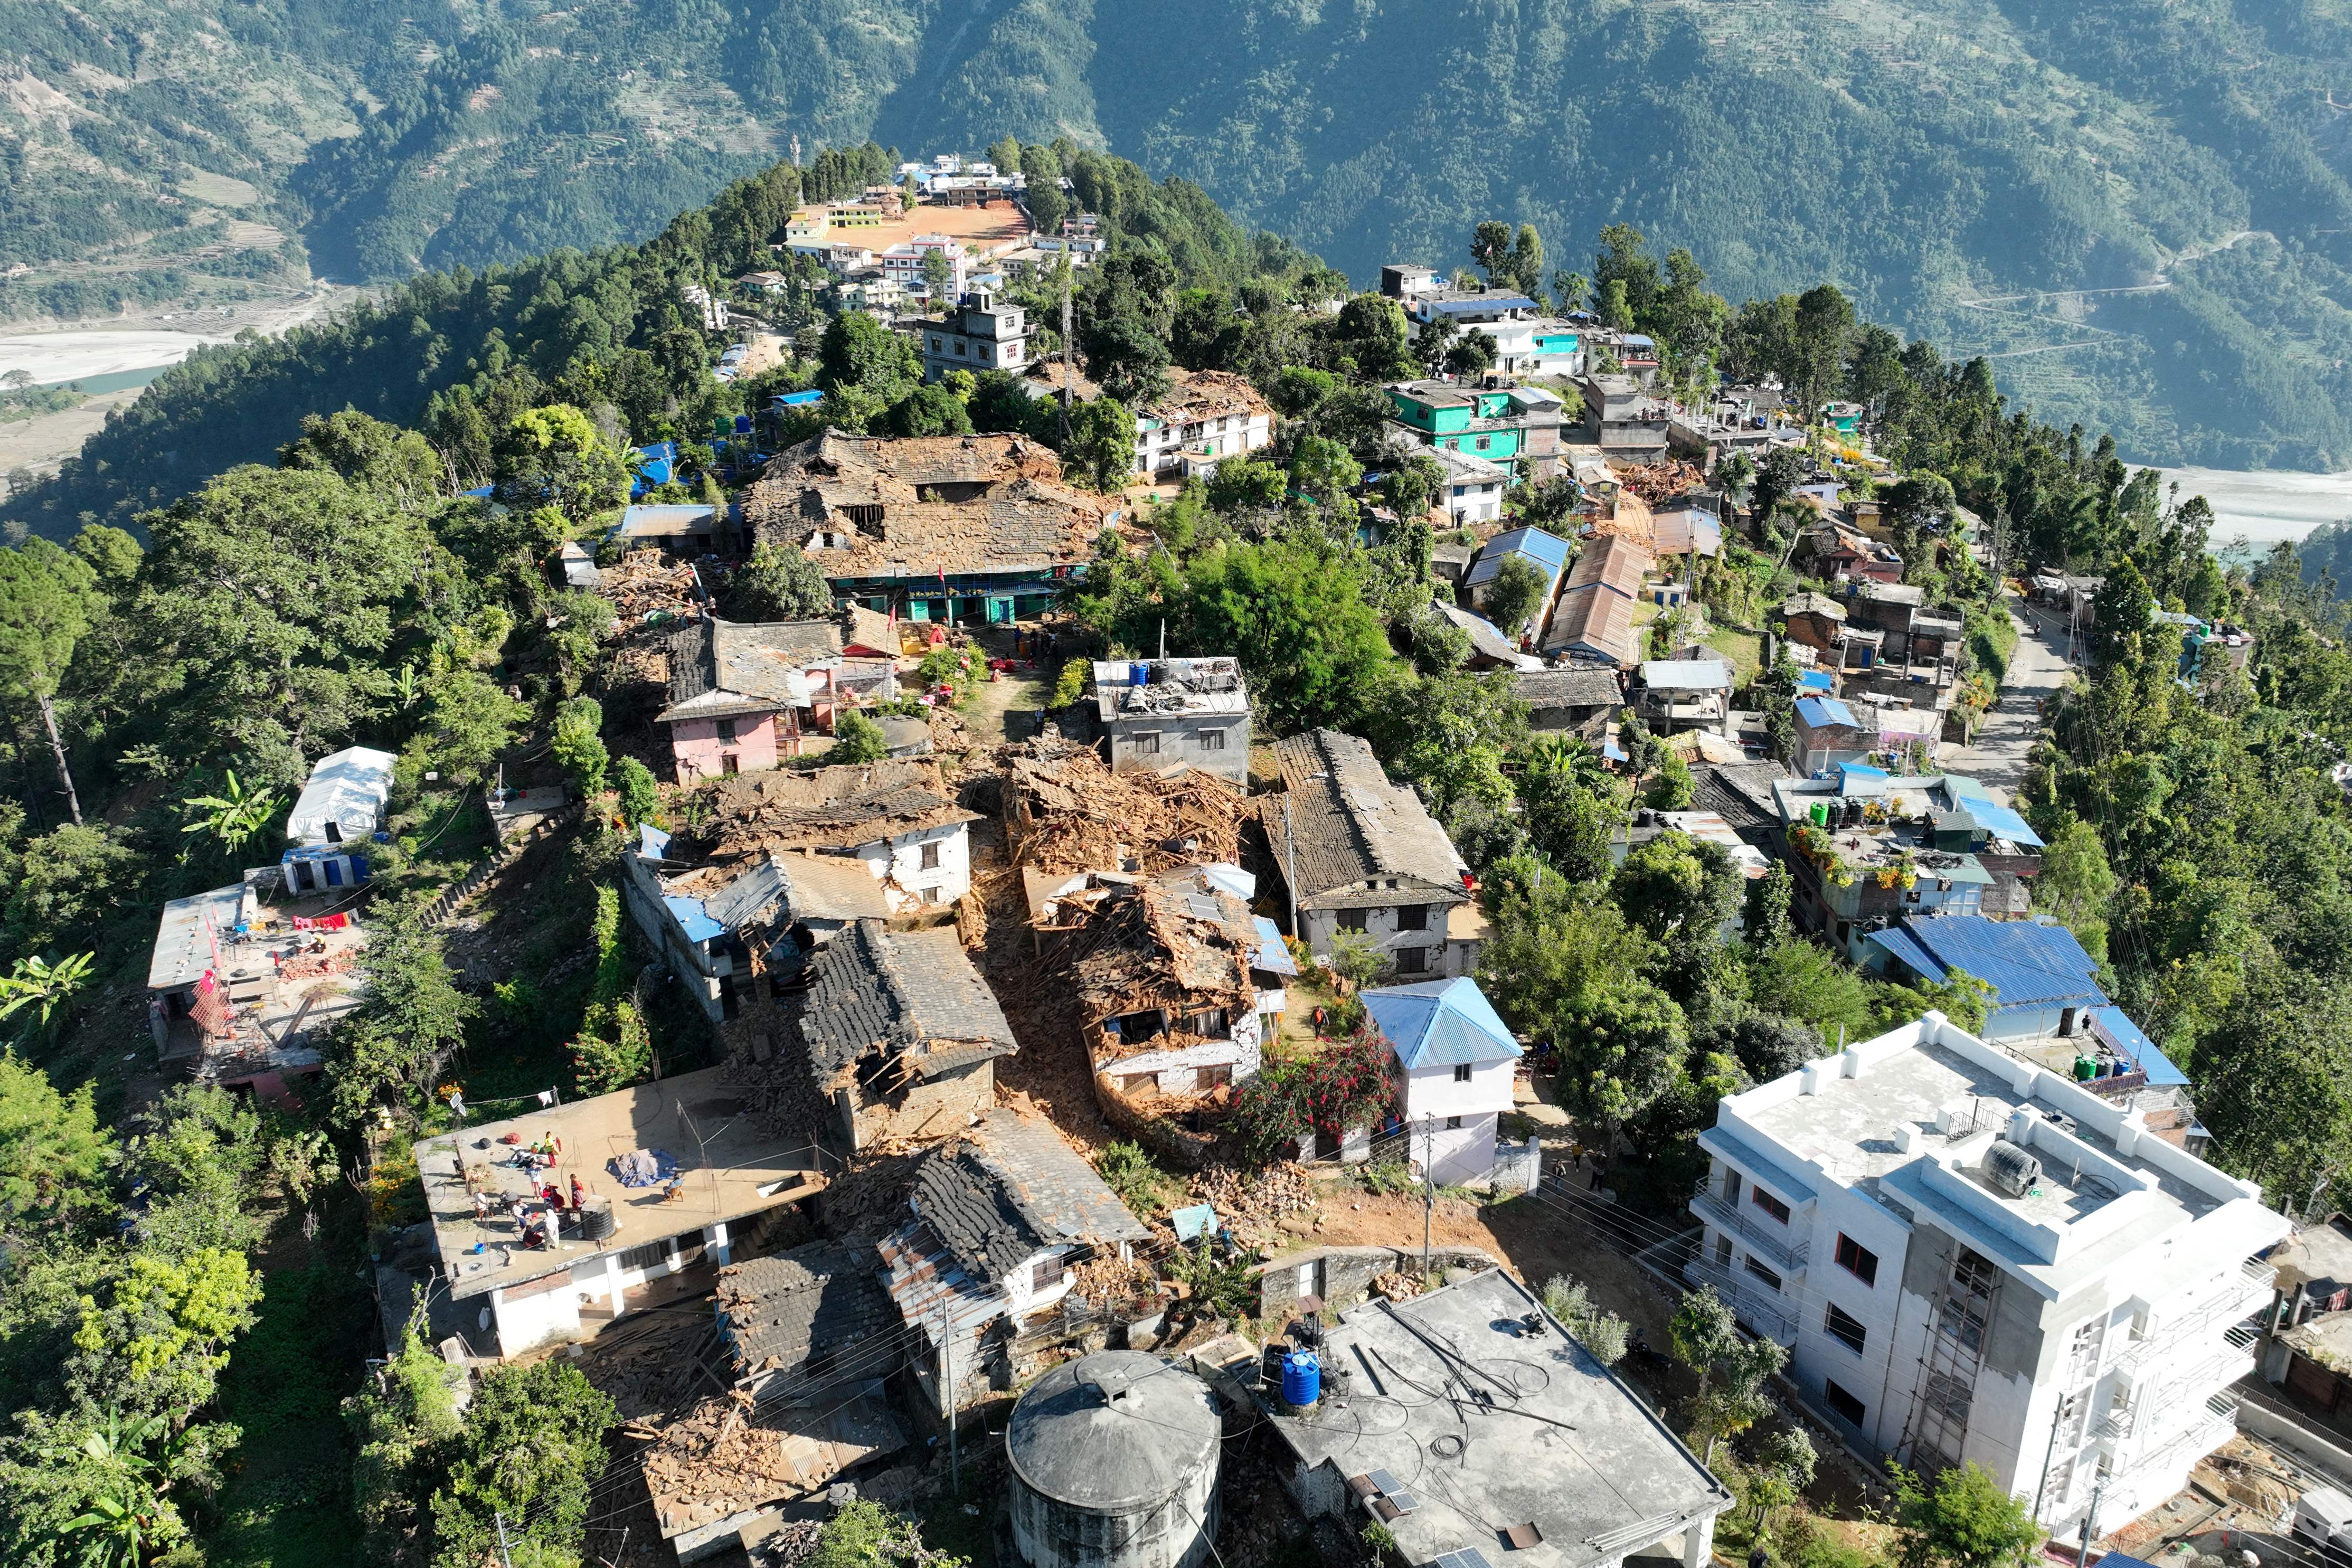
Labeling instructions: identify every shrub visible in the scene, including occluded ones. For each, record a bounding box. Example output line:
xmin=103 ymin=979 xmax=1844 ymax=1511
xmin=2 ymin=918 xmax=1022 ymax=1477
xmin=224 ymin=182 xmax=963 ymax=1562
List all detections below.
xmin=1228 ymin=1033 xmax=1397 ymax=1165
xmin=1098 ymin=1140 xmax=1177 ymax=1218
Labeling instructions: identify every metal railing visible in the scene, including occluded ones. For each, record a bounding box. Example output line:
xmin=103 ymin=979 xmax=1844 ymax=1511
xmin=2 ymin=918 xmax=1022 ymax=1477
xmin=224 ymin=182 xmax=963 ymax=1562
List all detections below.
xmin=1689 ymin=1188 xmax=1813 ymax=1272
xmin=2114 ymin=1267 xmax=2276 ymax=1373
xmin=1683 ymin=1255 xmax=1798 ymax=1342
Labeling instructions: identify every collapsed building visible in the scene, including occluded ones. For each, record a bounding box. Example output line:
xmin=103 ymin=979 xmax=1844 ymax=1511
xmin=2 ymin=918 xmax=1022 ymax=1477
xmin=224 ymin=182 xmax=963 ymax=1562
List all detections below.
xmin=706 ymin=760 xmax=980 ymax=911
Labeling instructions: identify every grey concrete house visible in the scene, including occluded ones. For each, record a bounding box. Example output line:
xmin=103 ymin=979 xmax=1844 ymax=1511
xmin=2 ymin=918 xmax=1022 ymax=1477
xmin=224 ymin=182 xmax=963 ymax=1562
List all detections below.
xmin=1264 ymin=729 xmax=1487 ymax=979
xmin=1090 ymin=657 xmax=1251 ymax=783
xmin=743 ymin=918 xmax=1018 ymax=1155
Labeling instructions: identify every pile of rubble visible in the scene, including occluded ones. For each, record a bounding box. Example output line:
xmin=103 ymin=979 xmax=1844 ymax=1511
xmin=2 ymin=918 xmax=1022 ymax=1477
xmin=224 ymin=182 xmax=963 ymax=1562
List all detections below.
xmin=1370 ymin=1271 xmax=1423 ymax=1301
xmin=1071 ymin=1253 xmax=1160 ymax=1315
xmin=1616 ymin=458 xmax=1708 ymax=507
xmin=1191 ymin=1162 xmax=1316 ymax=1230
xmin=600 ymin=551 xmax=705 ymax=629
xmin=1000 ymin=741 xmax=1248 ymax=876
xmin=640 ymin=1385 xmax=906 ymax=1542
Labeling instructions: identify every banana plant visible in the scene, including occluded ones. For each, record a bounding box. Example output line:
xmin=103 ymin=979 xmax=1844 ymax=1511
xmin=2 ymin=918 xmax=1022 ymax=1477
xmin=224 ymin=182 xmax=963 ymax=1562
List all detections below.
xmin=180 ymin=770 xmax=279 ymax=855
xmin=0 ymin=950 xmax=95 ymax=1038
xmin=44 ymin=1409 xmax=189 ymax=1568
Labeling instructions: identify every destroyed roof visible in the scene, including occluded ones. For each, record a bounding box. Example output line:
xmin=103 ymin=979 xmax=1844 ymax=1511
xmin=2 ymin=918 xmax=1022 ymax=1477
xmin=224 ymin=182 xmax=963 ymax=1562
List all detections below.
xmin=783 ymin=919 xmax=1015 ymax=1106
xmin=659 ymin=617 xmax=845 ymax=722
xmin=1070 ymin=868 xmax=1261 ymax=1029
xmin=1142 ymin=369 xmax=1274 ymax=420
xmin=1513 ymin=666 xmax=1622 ymax=710
xmin=710 ymin=760 xmax=979 ymax=855
xmin=1267 ymin=730 xmax=1470 ymax=911
xmin=1000 ymin=739 xmax=1249 ymax=876
xmin=742 ymin=430 xmax=1114 ymax=578
xmin=654 ymin=849 xmax=892 ymax=940
xmin=913 ymin=1109 xmax=1148 ymax=1280
xmin=1436 ymin=603 xmax=1521 ymax=664
xmin=1689 ymin=762 xmax=1788 ymax=834
xmin=715 ymin=1241 xmax=896 ymax=1380
xmin=1780 ymin=591 xmax=1847 ymax=620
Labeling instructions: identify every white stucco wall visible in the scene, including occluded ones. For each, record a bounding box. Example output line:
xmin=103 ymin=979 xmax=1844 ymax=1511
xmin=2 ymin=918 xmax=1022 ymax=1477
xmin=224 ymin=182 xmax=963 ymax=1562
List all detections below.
xmin=848 ymin=821 xmax=971 ymax=910
xmin=1299 ymin=904 xmax=1470 ymax=980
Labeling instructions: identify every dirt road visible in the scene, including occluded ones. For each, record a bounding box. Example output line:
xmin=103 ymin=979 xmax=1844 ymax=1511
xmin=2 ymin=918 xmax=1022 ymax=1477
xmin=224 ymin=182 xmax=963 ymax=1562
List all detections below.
xmin=1942 ymin=596 xmax=2074 ymax=788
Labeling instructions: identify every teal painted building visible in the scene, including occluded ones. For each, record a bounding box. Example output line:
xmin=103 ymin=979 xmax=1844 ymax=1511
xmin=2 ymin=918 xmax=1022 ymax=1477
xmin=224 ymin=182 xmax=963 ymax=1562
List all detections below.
xmin=1386 ymin=381 xmax=1526 ymax=465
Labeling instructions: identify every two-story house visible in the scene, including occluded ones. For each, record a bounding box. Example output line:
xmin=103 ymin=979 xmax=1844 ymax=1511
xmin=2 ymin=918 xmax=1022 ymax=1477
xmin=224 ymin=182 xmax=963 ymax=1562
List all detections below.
xmin=1770 ymin=766 xmax=1994 ymax=950
xmin=1130 ymin=370 xmax=1276 ymax=480
xmin=1362 ymin=977 xmax=1522 ymax=1185
xmin=656 ymin=617 xmax=899 ymax=782
xmin=1384 ymin=381 xmax=1566 ymax=479
xmin=1690 ymin=1013 xmax=2282 ymax=1536
xmin=1462 ymin=526 xmax=1574 ymax=633
xmin=1265 ymin=729 xmax=1488 ymax=979
xmin=1576 ymin=373 xmax=1672 ymax=464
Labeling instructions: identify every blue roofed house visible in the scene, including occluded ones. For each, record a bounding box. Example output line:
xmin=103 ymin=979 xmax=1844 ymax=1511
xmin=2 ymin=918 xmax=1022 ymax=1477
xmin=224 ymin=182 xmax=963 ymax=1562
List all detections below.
xmin=1462 ymin=526 xmax=1574 ymax=633
xmin=1792 ymin=695 xmax=1869 ymax=775
xmin=1858 ymin=914 xmax=2199 ymax=1144
xmin=1362 ymin=977 xmax=1523 ymax=1185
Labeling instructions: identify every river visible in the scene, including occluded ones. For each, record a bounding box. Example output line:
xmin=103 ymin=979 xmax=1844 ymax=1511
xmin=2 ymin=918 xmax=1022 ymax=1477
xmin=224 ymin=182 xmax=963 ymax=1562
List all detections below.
xmin=2143 ymin=464 xmax=2352 ymax=553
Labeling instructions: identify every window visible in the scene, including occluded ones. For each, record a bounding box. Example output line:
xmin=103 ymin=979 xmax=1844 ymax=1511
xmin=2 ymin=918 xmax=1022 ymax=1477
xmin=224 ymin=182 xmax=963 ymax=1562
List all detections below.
xmin=1825 ymin=1303 xmax=1868 ymax=1354
xmin=1722 ymin=1170 xmax=1743 ymax=1205
xmin=1744 ymin=1257 xmax=1784 ymax=1291
xmin=1836 ymin=1234 xmax=1879 ymax=1287
xmin=1030 ymin=1256 xmax=1062 ymax=1291
xmin=1714 ymin=1234 xmax=1733 ymax=1265
xmin=620 ymin=1240 xmax=672 ymax=1272
xmin=1750 ymin=1186 xmax=1792 ymax=1224
xmin=1336 ymin=911 xmax=1368 ymax=933
xmin=1395 ymin=947 xmax=1430 ymax=975
xmin=1445 ymin=1116 xmax=1462 ymax=1130
xmin=1200 ymin=728 xmax=1226 ymax=751
xmin=929 ymin=337 xmax=942 ymax=351
xmin=921 ymin=886 xmax=941 ymax=905
xmin=1396 ymin=904 xmax=1430 ymax=932
xmin=1823 ymin=1380 xmax=1867 ymax=1427
xmin=919 ymin=840 xmax=941 ymax=871
xmin=1454 ymin=1064 xmax=1473 ymax=1083
xmin=717 ymin=717 xmax=740 ymax=744
xmin=1132 ymin=731 xmax=1160 ymax=755
xmin=1475 ymin=435 xmax=1492 ymax=451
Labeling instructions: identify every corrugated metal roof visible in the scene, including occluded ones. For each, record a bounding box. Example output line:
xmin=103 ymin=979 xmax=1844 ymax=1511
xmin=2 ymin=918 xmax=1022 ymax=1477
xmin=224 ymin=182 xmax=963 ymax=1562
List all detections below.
xmin=1640 ymin=659 xmax=1734 ymax=691
xmin=1252 ymin=917 xmax=1299 ymax=977
xmin=1463 ymin=527 xmax=1573 ymax=586
xmin=2090 ymin=1006 xmax=2191 ymax=1087
xmin=1363 ymin=977 xmax=1521 ymax=1070
xmin=1878 ymin=915 xmax=2104 ymax=1010
xmin=1796 ymin=697 xmax=1858 ymax=729
xmin=664 ymin=894 xmax=726 ymax=944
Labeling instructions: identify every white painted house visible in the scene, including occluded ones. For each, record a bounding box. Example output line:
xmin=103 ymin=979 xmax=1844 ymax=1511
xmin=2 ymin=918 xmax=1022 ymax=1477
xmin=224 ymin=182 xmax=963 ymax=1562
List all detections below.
xmin=1691 ymin=1012 xmax=2286 ymax=1537
xmin=1361 ymin=977 xmax=1522 ymax=1185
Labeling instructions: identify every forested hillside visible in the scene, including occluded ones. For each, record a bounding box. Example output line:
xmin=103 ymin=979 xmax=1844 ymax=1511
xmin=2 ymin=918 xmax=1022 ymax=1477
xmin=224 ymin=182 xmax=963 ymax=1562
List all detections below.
xmin=6 ymin=0 xmax=2350 ymax=467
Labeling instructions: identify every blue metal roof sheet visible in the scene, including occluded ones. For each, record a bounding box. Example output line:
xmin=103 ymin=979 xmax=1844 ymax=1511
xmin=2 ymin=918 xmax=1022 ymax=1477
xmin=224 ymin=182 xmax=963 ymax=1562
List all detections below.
xmin=1796 ymin=697 xmax=1858 ymax=729
xmin=1796 ymin=670 xmax=1835 ymax=692
xmin=663 ymin=894 xmax=726 ymax=944
xmin=639 ymin=824 xmax=674 ymax=860
xmin=2090 ymin=1006 xmax=2190 ymax=1087
xmin=1252 ymin=916 xmax=1299 ymax=977
xmin=1956 ymin=796 xmax=2045 ymax=849
xmin=1363 ymin=977 xmax=1521 ymax=1070
xmin=1882 ymin=915 xmax=2103 ymax=1009
xmin=1462 ymin=526 xmax=1573 ymax=585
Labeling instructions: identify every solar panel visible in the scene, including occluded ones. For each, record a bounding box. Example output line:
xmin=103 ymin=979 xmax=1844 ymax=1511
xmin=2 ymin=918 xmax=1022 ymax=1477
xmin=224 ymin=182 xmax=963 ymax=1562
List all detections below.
xmin=1367 ymin=1470 xmax=1402 ymax=1496
xmin=1385 ymin=1491 xmax=1420 ymax=1516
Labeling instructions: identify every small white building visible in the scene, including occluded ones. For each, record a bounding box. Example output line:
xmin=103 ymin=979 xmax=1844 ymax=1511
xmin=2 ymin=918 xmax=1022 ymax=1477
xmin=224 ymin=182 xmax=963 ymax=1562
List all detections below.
xmin=1425 ymin=443 xmax=1509 ymax=525
xmin=1362 ymin=977 xmax=1522 ymax=1185
xmin=286 ymin=745 xmax=398 ymax=846
xmin=709 ymin=760 xmax=979 ymax=912
xmin=1130 ymin=369 xmax=1276 ymax=480
xmin=1690 ymin=1012 xmax=2287 ymax=1537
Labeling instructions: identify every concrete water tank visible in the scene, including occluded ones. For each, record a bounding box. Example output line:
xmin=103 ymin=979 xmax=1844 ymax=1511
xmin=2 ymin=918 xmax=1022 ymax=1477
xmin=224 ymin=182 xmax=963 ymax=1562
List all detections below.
xmin=1007 ymin=1350 xmax=1223 ymax=1568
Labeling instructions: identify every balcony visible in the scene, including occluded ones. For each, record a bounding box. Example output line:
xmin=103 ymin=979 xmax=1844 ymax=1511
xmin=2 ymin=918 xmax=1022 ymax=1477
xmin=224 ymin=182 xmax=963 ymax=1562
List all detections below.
xmin=1690 ymin=1188 xmax=1812 ymax=1273
xmin=1684 ymin=1255 xmax=1798 ymax=1342
xmin=2114 ymin=1264 xmax=2277 ymax=1373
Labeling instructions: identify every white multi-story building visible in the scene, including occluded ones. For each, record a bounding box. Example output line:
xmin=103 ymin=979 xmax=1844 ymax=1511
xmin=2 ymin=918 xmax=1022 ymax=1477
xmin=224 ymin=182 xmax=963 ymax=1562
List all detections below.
xmin=1691 ymin=1012 xmax=2284 ymax=1536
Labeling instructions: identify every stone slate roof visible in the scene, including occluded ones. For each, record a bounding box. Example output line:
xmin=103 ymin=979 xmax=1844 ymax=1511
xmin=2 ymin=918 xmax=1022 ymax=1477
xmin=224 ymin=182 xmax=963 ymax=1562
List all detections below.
xmin=1513 ymin=667 xmax=1622 ymax=712
xmin=715 ymin=1240 xmax=895 ymax=1380
xmin=1689 ymin=762 xmax=1788 ymax=842
xmin=1266 ymin=730 xmax=1469 ymax=913
xmin=795 ymin=921 xmax=1016 ymax=1084
xmin=659 ymin=617 xmax=844 ymax=723
xmin=913 ymin=1109 xmax=1147 ymax=1282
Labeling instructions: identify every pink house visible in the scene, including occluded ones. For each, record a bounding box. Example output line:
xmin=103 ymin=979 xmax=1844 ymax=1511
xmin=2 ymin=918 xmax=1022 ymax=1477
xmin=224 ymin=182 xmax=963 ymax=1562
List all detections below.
xmin=657 ymin=618 xmax=898 ymax=782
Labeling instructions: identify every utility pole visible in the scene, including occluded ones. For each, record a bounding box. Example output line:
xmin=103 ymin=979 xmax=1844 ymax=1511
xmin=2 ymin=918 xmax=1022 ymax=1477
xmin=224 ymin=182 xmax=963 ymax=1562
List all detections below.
xmin=2029 ymin=1397 xmax=2067 ymax=1527
xmin=1058 ymin=257 xmax=1074 ymax=448
xmin=2076 ymin=1471 xmax=2106 ymax=1567
xmin=494 ymin=1509 xmax=516 ymax=1568
xmin=1421 ymin=1114 xmax=1434 ymax=1278
xmin=938 ymin=1290 xmax=959 ymax=1494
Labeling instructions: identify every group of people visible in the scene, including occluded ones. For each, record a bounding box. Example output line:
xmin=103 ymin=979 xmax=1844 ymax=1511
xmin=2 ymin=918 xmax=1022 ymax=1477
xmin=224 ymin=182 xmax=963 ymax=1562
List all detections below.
xmin=464 ymin=1133 xmax=592 ymax=1251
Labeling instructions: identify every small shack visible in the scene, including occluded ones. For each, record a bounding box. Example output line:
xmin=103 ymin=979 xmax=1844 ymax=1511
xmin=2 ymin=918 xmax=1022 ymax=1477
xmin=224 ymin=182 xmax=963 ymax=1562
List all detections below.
xmin=286 ymin=745 xmax=398 ymax=847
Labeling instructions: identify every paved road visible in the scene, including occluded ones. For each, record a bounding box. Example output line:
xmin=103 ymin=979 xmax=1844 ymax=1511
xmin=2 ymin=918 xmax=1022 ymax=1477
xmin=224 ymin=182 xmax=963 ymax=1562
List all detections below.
xmin=1941 ymin=597 xmax=2076 ymax=789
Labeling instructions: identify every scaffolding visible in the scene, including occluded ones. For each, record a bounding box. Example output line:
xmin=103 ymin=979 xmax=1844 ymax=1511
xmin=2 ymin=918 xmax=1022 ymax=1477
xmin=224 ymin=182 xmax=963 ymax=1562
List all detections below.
xmin=1898 ymin=1244 xmax=2003 ymax=1473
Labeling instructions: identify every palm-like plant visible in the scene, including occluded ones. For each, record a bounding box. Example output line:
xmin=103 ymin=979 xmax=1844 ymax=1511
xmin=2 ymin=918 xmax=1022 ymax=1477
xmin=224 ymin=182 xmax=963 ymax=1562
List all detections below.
xmin=1522 ymin=733 xmax=1609 ymax=795
xmin=45 ymin=1410 xmax=189 ymax=1568
xmin=0 ymin=950 xmax=95 ymax=1038
xmin=180 ymin=770 xmax=279 ymax=854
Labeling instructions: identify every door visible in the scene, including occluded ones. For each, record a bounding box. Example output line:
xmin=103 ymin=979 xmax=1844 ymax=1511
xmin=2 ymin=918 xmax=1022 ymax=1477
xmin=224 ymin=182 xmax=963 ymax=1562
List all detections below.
xmin=987 ymin=596 xmax=1014 ymax=624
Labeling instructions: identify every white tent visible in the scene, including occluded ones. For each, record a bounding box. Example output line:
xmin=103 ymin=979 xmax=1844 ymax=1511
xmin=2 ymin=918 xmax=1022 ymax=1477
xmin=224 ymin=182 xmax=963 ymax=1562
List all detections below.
xmin=286 ymin=746 xmax=399 ymax=846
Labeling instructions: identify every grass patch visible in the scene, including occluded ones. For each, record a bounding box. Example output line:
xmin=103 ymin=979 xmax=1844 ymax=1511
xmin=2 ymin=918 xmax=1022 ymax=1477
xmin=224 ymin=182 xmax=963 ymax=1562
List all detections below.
xmin=1704 ymin=627 xmax=1764 ymax=684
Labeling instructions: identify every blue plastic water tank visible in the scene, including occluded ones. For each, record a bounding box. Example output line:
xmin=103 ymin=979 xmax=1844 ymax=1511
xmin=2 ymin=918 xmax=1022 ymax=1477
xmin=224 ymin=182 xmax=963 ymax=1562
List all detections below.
xmin=1129 ymin=660 xmax=1149 ymax=687
xmin=1281 ymin=1349 xmax=1321 ymax=1409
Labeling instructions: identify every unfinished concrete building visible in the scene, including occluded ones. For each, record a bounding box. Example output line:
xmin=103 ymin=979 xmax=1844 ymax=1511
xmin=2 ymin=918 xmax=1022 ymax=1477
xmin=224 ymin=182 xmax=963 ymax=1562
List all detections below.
xmin=1089 ymin=657 xmax=1251 ymax=784
xmin=1692 ymin=1012 xmax=2286 ymax=1536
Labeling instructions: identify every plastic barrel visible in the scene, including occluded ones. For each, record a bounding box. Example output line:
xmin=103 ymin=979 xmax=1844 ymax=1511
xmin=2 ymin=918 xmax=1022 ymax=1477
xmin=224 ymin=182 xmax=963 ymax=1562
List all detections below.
xmin=1281 ymin=1349 xmax=1321 ymax=1410
xmin=1130 ymin=660 xmax=1149 ymax=687
xmin=578 ymin=1200 xmax=617 ymax=1242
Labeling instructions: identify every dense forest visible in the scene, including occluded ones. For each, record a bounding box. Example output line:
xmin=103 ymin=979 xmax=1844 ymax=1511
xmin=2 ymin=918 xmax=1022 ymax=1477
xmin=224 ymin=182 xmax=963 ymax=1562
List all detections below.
xmin=6 ymin=0 xmax=2352 ymax=467
xmin=1 ymin=141 xmax=2350 ymax=1565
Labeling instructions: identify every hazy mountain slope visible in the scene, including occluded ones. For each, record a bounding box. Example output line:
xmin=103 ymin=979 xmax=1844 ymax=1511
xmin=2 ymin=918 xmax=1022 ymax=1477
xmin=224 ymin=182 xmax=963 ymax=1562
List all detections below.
xmin=3 ymin=0 xmax=2348 ymax=466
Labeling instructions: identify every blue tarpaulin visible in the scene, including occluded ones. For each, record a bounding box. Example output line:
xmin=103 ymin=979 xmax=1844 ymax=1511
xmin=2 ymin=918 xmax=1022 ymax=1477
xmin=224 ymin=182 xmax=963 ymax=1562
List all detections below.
xmin=1172 ymin=1203 xmax=1218 ymax=1243
xmin=663 ymin=895 xmax=725 ymax=944
xmin=1797 ymin=670 xmax=1835 ymax=692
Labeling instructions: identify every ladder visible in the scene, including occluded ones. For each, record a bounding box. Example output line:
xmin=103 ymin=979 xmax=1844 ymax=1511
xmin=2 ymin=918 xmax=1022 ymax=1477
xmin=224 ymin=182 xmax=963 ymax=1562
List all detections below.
xmin=1897 ymin=1245 xmax=2002 ymax=1473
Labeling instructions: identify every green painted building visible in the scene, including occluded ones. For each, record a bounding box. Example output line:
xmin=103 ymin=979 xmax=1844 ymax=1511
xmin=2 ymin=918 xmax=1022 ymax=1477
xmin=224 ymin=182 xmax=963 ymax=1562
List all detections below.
xmin=1387 ymin=381 xmax=1526 ymax=464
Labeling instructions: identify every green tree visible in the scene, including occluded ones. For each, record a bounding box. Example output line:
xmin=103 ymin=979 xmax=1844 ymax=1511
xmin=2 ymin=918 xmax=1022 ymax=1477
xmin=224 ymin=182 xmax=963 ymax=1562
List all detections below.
xmin=1668 ymin=1285 xmax=1786 ymax=1462
xmin=1334 ymin=294 xmax=1416 ymax=381
xmin=1748 ymin=939 xmax=1875 ymax=1044
xmin=495 ymin=403 xmax=631 ymax=524
xmin=325 ymin=896 xmax=477 ymax=1127
xmin=827 ymin=708 xmax=891 ymax=764
xmin=0 ymin=1052 xmax=112 ymax=1231
xmin=551 ymin=696 xmax=609 ymax=799
xmin=1325 ymin=928 xmax=1390 ymax=989
xmin=1179 ymin=542 xmax=1393 ymax=733
xmin=885 ymin=382 xmax=974 ymax=438
xmin=418 ymin=666 xmax=524 ymax=785
xmin=1890 ymin=1461 xmax=2040 ymax=1568
xmin=818 ymin=311 xmax=921 ymax=430
xmin=0 ymin=951 xmax=96 ymax=1046
xmin=1742 ymin=862 xmax=1793 ymax=952
xmin=1790 ymin=284 xmax=1858 ymax=431
xmin=1064 ymin=396 xmax=1136 ymax=492
xmin=278 ymin=409 xmax=445 ymax=512
xmin=179 ymin=769 xmax=280 ymax=855
xmin=1482 ymin=553 xmax=1551 ymax=637
xmin=71 ymin=1246 xmax=262 ymax=1421
xmin=919 ymin=248 xmax=955 ymax=302
xmin=1443 ymin=328 xmax=1497 ymax=379
xmin=426 ymin=1359 xmax=616 ymax=1568
xmin=728 ymin=540 xmax=835 ymax=621
xmin=613 ymin=755 xmax=660 ymax=828
xmin=0 ymin=537 xmax=102 ymax=825
xmin=346 ymin=1320 xmax=465 ymax=1567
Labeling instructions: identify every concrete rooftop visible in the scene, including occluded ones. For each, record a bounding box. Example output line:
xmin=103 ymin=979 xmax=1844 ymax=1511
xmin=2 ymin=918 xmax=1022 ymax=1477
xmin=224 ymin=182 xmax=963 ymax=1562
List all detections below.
xmin=1265 ymin=1270 xmax=1729 ymax=1568
xmin=418 ymin=1066 xmax=825 ymax=1302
